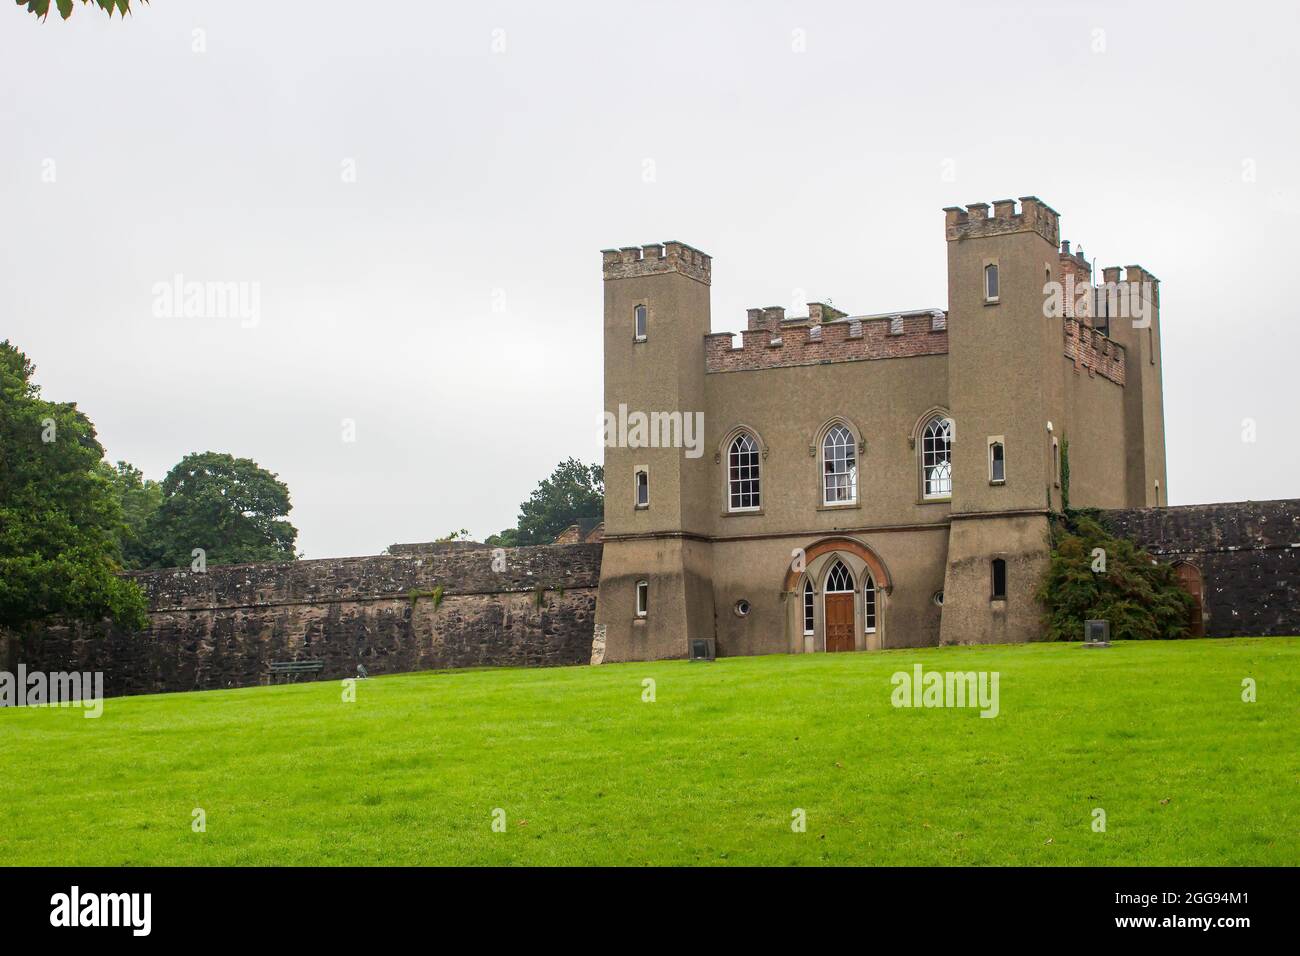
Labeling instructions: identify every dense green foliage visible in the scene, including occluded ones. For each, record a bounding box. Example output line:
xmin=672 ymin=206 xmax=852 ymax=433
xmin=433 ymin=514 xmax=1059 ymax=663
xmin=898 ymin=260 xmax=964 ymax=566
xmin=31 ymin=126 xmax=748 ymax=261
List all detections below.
xmin=148 ymin=452 xmax=298 ymax=567
xmin=0 ymin=640 xmax=1294 ymax=865
xmin=0 ymin=341 xmax=147 ymax=632
xmin=1038 ymin=511 xmax=1195 ymax=641
xmin=486 ymin=458 xmax=604 ymax=546
xmin=103 ymin=461 xmax=164 ymax=569
xmin=17 ymin=0 xmax=143 ymax=22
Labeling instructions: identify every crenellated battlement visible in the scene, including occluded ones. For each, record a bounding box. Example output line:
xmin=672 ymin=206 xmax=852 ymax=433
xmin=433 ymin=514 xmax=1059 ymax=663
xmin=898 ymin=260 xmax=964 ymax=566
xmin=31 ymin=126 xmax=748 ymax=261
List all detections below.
xmin=706 ymin=310 xmax=947 ymax=373
xmin=601 ymin=240 xmax=712 ymax=285
xmin=1064 ymin=316 xmax=1126 ymax=384
xmin=943 ymin=196 xmax=1059 ymax=247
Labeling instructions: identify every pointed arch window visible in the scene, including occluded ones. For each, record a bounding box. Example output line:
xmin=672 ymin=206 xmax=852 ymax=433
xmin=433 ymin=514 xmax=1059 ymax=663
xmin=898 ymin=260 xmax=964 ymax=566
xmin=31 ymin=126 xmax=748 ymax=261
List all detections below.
xmin=922 ymin=417 xmax=953 ymax=499
xmin=863 ymin=572 xmax=877 ymax=633
xmin=802 ymin=579 xmax=815 ymax=635
xmin=728 ymin=432 xmax=761 ymax=511
xmin=825 ymin=559 xmax=854 ymax=593
xmin=822 ymin=424 xmax=857 ymax=505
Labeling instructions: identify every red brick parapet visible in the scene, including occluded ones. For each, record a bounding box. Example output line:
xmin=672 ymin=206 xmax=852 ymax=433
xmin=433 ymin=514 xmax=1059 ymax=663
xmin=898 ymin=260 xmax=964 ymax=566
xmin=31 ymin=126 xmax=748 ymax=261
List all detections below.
xmin=706 ymin=312 xmax=947 ymax=373
xmin=1064 ymin=316 xmax=1125 ymax=385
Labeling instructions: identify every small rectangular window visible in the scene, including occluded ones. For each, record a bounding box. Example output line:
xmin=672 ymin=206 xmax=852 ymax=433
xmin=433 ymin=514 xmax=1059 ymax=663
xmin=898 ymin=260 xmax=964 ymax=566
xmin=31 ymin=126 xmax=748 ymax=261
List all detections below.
xmin=991 ymin=559 xmax=1007 ymax=600
xmin=984 ymin=263 xmax=999 ymax=301
xmin=636 ymin=580 xmax=648 ymax=617
xmin=635 ymin=469 xmax=649 ymax=508
xmin=989 ymin=441 xmax=1005 ymax=483
xmin=634 ymin=304 xmax=647 ymax=341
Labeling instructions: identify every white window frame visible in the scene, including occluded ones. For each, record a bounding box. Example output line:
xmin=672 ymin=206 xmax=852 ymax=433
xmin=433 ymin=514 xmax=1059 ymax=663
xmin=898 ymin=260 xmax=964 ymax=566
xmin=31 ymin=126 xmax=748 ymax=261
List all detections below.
xmin=988 ymin=437 xmax=1006 ymax=485
xmin=634 ymin=468 xmax=649 ymax=509
xmin=984 ymin=261 xmax=1000 ymax=303
xmin=802 ymin=579 xmax=815 ymax=636
xmin=863 ymin=573 xmax=877 ymax=634
xmin=821 ymin=424 xmax=858 ymax=506
xmin=921 ymin=417 xmax=953 ymax=500
xmin=635 ymin=580 xmax=648 ymax=617
xmin=727 ymin=432 xmax=761 ymax=512
xmin=634 ymin=304 xmax=647 ymax=342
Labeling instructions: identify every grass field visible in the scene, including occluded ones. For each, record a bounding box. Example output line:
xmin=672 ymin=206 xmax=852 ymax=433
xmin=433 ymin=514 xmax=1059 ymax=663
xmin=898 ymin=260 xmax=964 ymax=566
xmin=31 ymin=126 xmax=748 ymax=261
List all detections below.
xmin=1 ymin=638 xmax=1296 ymax=866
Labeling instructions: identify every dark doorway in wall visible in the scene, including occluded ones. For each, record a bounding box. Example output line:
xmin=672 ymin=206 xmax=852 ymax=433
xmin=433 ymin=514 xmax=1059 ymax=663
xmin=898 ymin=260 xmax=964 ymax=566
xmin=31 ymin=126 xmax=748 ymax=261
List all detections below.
xmin=1173 ymin=562 xmax=1206 ymax=637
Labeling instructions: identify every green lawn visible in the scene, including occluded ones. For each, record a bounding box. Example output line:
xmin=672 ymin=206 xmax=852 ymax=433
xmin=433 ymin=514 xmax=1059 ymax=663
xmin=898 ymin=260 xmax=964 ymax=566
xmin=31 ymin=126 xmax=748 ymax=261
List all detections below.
xmin=1 ymin=638 xmax=1296 ymax=866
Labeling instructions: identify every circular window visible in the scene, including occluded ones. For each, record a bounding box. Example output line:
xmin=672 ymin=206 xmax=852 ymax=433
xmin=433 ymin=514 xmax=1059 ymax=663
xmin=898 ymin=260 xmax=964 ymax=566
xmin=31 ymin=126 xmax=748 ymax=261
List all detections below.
xmin=932 ymin=590 xmax=945 ymax=607
xmin=734 ymin=599 xmax=751 ymax=618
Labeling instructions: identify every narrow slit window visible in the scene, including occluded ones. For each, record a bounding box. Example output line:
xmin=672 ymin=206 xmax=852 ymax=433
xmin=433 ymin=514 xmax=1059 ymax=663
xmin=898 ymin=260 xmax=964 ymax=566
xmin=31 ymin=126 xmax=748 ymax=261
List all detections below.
xmin=802 ymin=579 xmax=815 ymax=635
xmin=634 ymin=304 xmax=647 ymax=340
xmin=991 ymin=559 xmax=1007 ymax=600
xmin=635 ymin=469 xmax=649 ymax=508
xmin=989 ymin=441 xmax=1005 ymax=483
xmin=863 ymin=574 xmax=877 ymax=633
xmin=985 ymin=263 xmax=999 ymax=301
xmin=635 ymin=580 xmax=648 ymax=617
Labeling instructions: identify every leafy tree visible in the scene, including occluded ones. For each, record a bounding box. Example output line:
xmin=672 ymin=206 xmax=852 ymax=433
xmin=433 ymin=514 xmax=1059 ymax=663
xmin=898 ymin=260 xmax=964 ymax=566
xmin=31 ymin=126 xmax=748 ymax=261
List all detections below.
xmin=485 ymin=458 xmax=603 ymax=546
xmin=103 ymin=460 xmax=164 ymax=569
xmin=482 ymin=527 xmax=522 ymax=548
xmin=1037 ymin=512 xmax=1194 ymax=642
xmin=17 ymin=0 xmax=144 ymax=22
xmin=0 ymin=340 xmax=148 ymax=632
xmin=151 ymin=452 xmax=298 ymax=567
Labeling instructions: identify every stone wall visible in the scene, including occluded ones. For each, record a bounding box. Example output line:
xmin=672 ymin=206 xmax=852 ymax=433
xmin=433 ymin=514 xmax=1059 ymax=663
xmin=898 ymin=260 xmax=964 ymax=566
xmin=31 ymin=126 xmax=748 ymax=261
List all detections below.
xmin=10 ymin=543 xmax=602 ymax=699
xmin=705 ymin=311 xmax=947 ymax=374
xmin=1103 ymin=500 xmax=1300 ymax=637
xmin=1064 ymin=316 xmax=1126 ymax=385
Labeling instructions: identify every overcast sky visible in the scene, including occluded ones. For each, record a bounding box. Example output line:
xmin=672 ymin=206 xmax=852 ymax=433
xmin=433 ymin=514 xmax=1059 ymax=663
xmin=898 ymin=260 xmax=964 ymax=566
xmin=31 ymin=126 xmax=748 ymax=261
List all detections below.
xmin=3 ymin=1 xmax=1297 ymax=558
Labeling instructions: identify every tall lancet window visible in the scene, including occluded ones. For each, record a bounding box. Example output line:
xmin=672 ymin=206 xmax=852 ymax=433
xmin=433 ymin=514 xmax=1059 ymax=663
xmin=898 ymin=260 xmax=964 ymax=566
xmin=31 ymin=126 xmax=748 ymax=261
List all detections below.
xmin=922 ymin=417 xmax=953 ymax=499
xmin=822 ymin=425 xmax=857 ymax=505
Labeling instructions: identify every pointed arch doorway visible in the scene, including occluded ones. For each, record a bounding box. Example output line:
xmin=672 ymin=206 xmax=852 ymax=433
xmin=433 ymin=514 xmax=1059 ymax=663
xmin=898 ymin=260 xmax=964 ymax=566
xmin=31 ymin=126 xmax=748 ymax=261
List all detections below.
xmin=823 ymin=560 xmax=856 ymax=652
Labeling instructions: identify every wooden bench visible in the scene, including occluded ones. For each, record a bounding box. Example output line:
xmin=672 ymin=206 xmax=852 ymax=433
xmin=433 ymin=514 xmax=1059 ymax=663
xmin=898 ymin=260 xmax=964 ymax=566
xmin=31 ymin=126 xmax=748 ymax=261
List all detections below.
xmin=268 ymin=659 xmax=325 ymax=684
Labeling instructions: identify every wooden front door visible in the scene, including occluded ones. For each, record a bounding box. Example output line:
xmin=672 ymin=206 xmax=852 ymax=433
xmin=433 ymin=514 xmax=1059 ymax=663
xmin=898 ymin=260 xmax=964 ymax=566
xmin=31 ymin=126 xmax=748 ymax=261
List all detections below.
xmin=1174 ymin=563 xmax=1205 ymax=637
xmin=824 ymin=592 xmax=855 ymax=652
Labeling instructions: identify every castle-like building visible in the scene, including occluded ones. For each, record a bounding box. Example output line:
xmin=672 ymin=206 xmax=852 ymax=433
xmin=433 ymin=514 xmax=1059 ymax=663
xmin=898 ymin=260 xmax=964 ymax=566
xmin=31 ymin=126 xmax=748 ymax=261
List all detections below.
xmin=595 ymin=197 xmax=1168 ymax=660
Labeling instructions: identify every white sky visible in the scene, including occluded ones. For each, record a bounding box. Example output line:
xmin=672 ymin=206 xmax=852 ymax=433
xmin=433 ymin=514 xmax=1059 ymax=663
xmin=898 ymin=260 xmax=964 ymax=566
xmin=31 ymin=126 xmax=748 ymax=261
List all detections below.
xmin=3 ymin=0 xmax=1297 ymax=558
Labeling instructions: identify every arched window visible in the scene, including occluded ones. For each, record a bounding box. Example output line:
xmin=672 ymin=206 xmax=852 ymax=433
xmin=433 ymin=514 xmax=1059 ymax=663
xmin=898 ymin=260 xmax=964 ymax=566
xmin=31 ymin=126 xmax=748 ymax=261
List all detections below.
xmin=634 ymin=304 xmax=647 ymax=340
xmin=822 ymin=424 xmax=857 ymax=505
xmin=802 ymin=579 xmax=815 ymax=635
xmin=863 ymin=573 xmax=877 ymax=633
xmin=984 ymin=263 xmax=999 ymax=301
xmin=825 ymin=559 xmax=854 ymax=593
xmin=922 ymin=417 xmax=953 ymax=499
xmin=728 ymin=432 xmax=761 ymax=511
